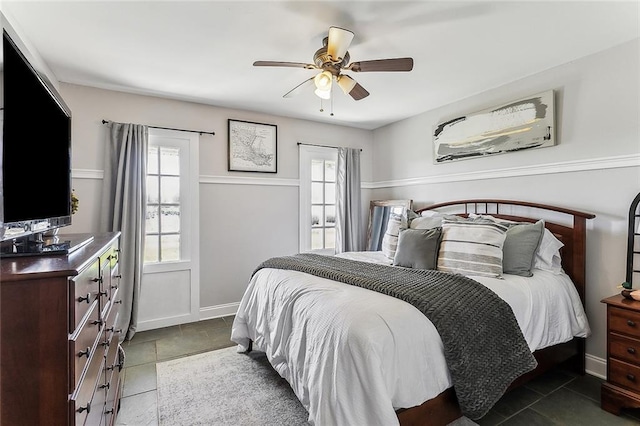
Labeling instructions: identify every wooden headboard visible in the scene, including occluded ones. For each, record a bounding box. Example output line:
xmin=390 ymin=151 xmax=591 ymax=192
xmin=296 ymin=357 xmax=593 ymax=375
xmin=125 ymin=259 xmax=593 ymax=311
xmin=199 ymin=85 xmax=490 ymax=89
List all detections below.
xmin=415 ymin=199 xmax=596 ymax=305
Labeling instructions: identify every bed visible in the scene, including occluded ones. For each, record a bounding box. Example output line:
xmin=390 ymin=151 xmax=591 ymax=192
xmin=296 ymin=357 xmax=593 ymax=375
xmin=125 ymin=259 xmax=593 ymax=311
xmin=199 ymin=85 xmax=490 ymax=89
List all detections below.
xmin=231 ymin=199 xmax=596 ymax=425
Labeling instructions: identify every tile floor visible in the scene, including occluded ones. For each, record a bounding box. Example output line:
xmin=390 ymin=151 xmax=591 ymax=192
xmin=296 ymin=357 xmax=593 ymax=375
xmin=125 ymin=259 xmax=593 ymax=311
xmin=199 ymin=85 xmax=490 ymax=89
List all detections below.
xmin=115 ymin=317 xmax=640 ymax=425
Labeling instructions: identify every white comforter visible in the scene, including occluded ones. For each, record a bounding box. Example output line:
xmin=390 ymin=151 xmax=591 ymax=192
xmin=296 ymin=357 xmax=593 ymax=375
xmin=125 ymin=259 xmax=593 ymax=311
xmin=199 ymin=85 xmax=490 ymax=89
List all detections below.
xmin=231 ymin=252 xmax=590 ymax=426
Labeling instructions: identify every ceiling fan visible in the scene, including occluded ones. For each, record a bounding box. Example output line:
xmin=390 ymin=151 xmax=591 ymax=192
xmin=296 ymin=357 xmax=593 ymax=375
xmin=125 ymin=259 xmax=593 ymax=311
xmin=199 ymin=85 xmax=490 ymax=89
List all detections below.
xmin=253 ymin=26 xmax=413 ymax=101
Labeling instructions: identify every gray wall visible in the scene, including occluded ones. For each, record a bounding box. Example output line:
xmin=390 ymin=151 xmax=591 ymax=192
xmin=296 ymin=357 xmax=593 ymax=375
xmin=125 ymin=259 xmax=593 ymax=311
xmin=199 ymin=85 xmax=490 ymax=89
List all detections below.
xmin=59 ymin=83 xmax=374 ymax=311
xmin=370 ymin=39 xmax=640 ymax=363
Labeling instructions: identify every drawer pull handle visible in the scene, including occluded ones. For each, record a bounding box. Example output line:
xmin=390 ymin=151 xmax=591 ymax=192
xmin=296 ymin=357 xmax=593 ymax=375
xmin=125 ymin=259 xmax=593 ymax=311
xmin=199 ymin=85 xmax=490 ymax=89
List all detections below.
xmin=77 ymin=293 xmax=91 ymax=304
xmin=91 ymin=277 xmax=103 ymax=284
xmin=78 ymin=347 xmax=91 ymax=358
xmin=114 ymin=275 xmax=122 ymax=279
xmin=104 ymin=408 xmax=114 ymax=415
xmin=111 ymin=284 xmax=119 ymax=290
xmin=628 ymin=374 xmax=636 ymax=381
xmin=100 ymin=382 xmax=110 ymax=390
xmin=101 ymin=341 xmax=110 ymax=348
xmin=628 ymin=320 xmax=636 ymax=327
xmin=91 ymin=319 xmax=103 ymax=326
xmin=106 ymin=326 xmax=115 ymax=333
xmin=628 ymin=347 xmax=636 ymax=354
xmin=77 ymin=402 xmax=91 ymax=414
xmin=114 ymin=300 xmax=123 ymax=305
xmin=99 ymin=290 xmax=108 ymax=297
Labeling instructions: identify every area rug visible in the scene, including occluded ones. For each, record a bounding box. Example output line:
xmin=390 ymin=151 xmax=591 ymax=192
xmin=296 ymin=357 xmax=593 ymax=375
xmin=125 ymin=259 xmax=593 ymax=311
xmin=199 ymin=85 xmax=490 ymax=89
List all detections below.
xmin=156 ymin=345 xmax=478 ymax=425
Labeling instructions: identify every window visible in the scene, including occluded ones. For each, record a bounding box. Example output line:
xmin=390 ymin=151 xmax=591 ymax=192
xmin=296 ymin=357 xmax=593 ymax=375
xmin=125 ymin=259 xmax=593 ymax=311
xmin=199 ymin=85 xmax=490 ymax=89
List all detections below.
xmin=299 ymin=146 xmax=337 ymax=253
xmin=143 ymin=130 xmax=197 ymax=265
xmin=145 ymin=145 xmax=181 ymax=263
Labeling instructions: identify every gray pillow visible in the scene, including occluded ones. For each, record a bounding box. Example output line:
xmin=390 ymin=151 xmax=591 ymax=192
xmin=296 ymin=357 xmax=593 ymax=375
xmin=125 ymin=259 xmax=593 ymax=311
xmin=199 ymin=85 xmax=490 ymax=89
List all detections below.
xmin=503 ymin=220 xmax=544 ymax=277
xmin=393 ymin=227 xmax=443 ymax=270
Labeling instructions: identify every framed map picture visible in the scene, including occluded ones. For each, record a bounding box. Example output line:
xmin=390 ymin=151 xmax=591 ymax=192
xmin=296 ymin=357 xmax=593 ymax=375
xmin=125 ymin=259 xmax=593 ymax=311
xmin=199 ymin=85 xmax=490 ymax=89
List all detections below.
xmin=228 ymin=119 xmax=277 ymax=173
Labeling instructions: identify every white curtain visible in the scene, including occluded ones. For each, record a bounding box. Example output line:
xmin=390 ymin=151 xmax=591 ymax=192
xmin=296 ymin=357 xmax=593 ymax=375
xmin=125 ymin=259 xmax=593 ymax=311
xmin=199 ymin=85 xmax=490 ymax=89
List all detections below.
xmin=100 ymin=122 xmax=148 ymax=341
xmin=335 ymin=147 xmax=362 ymax=253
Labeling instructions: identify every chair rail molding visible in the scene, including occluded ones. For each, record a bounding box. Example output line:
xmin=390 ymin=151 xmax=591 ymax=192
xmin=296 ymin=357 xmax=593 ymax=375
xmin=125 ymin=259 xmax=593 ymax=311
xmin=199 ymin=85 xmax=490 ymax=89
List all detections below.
xmin=371 ymin=153 xmax=640 ymax=189
xmin=72 ymin=153 xmax=639 ymax=188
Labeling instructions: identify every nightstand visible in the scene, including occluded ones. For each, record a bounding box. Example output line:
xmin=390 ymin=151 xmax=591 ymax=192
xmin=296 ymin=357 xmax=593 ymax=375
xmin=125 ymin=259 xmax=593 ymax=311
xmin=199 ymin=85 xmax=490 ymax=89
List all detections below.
xmin=601 ymin=294 xmax=640 ymax=414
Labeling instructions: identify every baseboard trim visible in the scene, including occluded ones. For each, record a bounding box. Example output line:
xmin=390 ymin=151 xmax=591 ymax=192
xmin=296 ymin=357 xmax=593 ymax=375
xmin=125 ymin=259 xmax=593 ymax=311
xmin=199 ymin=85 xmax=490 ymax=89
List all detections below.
xmin=200 ymin=302 xmax=240 ymax=320
xmin=137 ymin=312 xmax=198 ymax=332
xmin=585 ymin=353 xmax=607 ymax=379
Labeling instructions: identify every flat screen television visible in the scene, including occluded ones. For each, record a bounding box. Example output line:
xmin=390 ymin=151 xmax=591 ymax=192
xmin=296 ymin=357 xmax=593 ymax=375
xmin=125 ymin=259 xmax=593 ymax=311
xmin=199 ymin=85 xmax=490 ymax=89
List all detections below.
xmin=0 ymin=29 xmax=73 ymax=253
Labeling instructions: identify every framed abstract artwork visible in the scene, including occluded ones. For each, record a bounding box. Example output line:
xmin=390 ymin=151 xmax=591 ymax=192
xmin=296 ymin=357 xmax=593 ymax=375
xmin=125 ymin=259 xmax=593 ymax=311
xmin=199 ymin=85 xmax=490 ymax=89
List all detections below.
xmin=228 ymin=119 xmax=277 ymax=173
xmin=433 ymin=90 xmax=555 ymax=163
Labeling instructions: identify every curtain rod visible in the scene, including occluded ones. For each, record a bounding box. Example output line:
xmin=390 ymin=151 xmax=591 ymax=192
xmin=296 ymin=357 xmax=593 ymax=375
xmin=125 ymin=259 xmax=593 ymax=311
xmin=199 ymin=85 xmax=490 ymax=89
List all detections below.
xmin=297 ymin=142 xmax=362 ymax=152
xmin=102 ymin=119 xmax=215 ymax=136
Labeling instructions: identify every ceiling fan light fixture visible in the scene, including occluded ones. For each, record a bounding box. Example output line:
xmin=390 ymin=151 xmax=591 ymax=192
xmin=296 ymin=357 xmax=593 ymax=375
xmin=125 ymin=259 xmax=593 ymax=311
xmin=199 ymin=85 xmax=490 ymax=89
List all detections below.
xmin=327 ymin=26 xmax=355 ymax=62
xmin=337 ymin=75 xmax=357 ymax=94
xmin=314 ymin=70 xmax=333 ymax=91
xmin=314 ymin=87 xmax=331 ymax=99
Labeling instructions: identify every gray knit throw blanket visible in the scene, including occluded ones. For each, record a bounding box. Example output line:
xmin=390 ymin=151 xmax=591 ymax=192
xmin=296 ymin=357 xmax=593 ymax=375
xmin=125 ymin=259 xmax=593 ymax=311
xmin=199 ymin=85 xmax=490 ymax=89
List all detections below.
xmin=253 ymin=253 xmax=537 ymax=420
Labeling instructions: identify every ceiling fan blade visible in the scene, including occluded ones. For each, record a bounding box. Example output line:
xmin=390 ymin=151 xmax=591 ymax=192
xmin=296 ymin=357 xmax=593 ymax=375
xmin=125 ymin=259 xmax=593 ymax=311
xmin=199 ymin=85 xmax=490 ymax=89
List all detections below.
xmin=347 ymin=57 xmax=414 ymax=72
xmin=327 ymin=26 xmax=354 ymax=62
xmin=254 ymin=61 xmax=317 ymax=70
xmin=337 ymin=75 xmax=369 ymax=100
xmin=283 ymin=77 xmax=315 ymax=98
xmin=349 ymin=82 xmax=370 ymax=101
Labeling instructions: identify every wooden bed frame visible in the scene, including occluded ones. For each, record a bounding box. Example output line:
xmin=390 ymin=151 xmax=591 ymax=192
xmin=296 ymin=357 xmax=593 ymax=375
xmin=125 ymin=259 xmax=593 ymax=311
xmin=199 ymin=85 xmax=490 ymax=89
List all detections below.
xmin=395 ymin=199 xmax=595 ymax=426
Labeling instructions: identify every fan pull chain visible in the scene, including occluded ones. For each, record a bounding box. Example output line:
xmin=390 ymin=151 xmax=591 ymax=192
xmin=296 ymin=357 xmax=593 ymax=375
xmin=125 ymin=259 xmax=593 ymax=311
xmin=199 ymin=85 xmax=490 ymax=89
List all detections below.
xmin=319 ymin=98 xmax=324 ymax=113
xmin=330 ymin=80 xmax=334 ymax=117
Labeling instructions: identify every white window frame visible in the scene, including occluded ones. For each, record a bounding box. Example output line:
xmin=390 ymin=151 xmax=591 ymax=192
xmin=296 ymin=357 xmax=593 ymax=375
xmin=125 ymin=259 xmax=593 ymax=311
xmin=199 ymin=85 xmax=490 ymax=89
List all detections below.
xmin=299 ymin=145 xmax=337 ymax=254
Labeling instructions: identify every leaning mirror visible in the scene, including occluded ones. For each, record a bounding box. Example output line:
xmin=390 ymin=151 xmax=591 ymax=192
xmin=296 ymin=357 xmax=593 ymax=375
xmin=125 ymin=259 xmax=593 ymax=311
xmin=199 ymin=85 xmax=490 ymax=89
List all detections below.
xmin=366 ymin=199 xmax=413 ymax=251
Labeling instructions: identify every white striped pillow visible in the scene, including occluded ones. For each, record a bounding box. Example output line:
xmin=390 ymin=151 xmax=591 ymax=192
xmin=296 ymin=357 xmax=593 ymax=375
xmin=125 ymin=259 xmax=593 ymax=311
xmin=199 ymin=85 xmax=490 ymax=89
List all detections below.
xmin=381 ymin=212 xmax=404 ymax=260
xmin=437 ymin=217 xmax=509 ymax=278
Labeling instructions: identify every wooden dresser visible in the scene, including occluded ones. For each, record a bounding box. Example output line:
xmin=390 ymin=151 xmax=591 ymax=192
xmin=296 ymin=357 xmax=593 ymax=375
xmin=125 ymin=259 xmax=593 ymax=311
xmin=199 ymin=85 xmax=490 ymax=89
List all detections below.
xmin=1 ymin=232 xmax=124 ymax=425
xmin=601 ymin=294 xmax=640 ymax=414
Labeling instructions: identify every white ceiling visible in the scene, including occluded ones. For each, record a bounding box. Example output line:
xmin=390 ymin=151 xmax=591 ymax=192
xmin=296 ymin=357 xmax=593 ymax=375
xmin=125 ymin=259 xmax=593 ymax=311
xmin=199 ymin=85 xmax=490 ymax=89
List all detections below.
xmin=3 ymin=1 xmax=639 ymax=130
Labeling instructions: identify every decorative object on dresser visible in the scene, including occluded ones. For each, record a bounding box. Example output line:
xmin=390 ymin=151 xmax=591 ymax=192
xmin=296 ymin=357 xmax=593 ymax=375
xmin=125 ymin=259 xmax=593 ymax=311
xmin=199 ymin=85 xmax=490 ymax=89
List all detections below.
xmin=0 ymin=232 xmax=124 ymax=425
xmin=602 ymin=191 xmax=640 ymax=414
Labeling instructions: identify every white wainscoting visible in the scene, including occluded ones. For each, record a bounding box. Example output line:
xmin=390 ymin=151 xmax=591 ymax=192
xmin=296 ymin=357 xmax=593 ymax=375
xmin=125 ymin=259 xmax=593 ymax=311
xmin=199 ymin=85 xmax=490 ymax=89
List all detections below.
xmin=137 ymin=269 xmax=198 ymax=331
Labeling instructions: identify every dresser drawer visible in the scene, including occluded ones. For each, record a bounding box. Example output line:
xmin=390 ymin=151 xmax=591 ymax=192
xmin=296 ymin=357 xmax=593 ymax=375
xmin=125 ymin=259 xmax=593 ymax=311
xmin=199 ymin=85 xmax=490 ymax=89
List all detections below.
xmin=109 ymin=262 xmax=121 ymax=301
xmin=69 ymin=259 xmax=101 ymax=332
xmin=610 ymin=332 xmax=640 ymax=365
xmin=609 ymin=358 xmax=640 ymax=392
xmin=609 ymin=306 xmax=640 ymax=338
xmin=104 ymin=362 xmax=122 ymax=425
xmin=69 ymin=301 xmax=101 ymax=393
xmin=104 ymin=298 xmax=121 ymax=342
xmin=86 ymin=358 xmax=109 ymax=426
xmin=70 ymin=350 xmax=104 ymax=426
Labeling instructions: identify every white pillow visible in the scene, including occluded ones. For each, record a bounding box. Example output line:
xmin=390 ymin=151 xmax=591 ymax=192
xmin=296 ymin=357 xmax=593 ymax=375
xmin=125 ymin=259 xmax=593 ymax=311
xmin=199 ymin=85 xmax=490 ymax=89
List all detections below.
xmin=533 ymin=228 xmax=564 ymax=274
xmin=381 ymin=210 xmax=411 ymax=260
